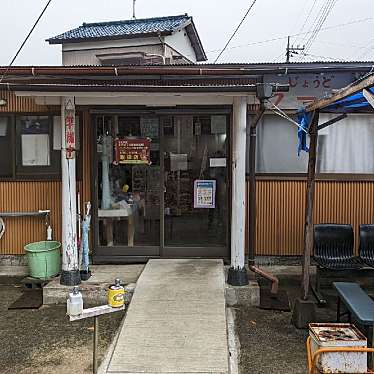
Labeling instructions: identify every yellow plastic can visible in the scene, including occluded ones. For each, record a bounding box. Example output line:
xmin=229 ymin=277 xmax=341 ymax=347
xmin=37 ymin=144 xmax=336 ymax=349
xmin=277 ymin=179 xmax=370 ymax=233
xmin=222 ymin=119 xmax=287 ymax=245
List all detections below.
xmin=108 ymin=279 xmax=125 ymax=308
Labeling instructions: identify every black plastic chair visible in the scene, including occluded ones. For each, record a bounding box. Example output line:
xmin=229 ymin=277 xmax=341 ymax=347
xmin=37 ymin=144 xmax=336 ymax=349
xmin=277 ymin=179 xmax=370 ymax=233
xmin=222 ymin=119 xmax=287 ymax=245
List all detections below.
xmin=359 ymin=224 xmax=374 ymax=268
xmin=312 ymin=224 xmax=362 ymax=305
xmin=314 ymin=224 xmax=362 ymax=270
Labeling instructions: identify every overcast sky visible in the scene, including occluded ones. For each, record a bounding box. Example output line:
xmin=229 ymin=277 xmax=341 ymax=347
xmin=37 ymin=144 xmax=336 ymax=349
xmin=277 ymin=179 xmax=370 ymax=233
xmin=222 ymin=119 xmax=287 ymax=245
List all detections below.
xmin=0 ymin=0 xmax=373 ymax=65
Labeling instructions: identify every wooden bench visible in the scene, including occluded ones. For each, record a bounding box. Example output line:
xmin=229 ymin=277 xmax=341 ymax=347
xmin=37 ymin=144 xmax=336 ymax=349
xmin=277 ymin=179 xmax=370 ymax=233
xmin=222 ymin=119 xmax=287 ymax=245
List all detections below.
xmin=333 ymin=282 xmax=374 ymax=326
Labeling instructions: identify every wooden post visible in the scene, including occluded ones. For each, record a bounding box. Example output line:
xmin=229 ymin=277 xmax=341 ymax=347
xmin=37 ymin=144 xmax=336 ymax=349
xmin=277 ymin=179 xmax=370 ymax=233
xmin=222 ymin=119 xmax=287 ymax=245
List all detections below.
xmin=302 ymin=110 xmax=319 ymax=300
xmin=248 ymin=104 xmax=265 ymax=266
xmin=227 ymin=96 xmax=248 ymax=286
xmin=60 ymin=96 xmax=80 ymax=286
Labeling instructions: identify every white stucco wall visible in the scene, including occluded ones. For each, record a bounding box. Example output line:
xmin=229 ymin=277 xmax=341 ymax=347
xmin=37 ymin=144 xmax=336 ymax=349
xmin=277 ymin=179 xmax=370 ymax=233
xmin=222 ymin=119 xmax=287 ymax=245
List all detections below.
xmin=165 ymin=29 xmax=197 ymax=63
xmin=61 ymin=30 xmax=198 ymax=65
xmin=62 ymin=37 xmax=162 ymax=65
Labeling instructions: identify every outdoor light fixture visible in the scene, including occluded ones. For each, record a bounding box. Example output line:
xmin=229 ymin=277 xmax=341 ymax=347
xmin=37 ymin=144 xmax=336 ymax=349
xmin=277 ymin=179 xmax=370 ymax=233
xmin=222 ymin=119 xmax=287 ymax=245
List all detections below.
xmin=256 ymin=83 xmax=273 ymax=100
xmin=0 ymin=98 xmax=7 ymax=107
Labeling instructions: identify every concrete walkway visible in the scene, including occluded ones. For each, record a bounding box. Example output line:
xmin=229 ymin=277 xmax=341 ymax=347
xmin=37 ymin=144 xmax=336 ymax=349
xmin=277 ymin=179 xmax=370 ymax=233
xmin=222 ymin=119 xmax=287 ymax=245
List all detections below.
xmin=106 ymin=259 xmax=229 ymax=374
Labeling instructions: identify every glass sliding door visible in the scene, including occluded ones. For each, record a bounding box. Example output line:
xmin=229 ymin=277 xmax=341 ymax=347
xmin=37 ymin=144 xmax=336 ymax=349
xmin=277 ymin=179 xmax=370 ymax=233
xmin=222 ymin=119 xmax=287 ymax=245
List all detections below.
xmin=95 ymin=115 xmax=160 ymax=257
xmin=93 ymin=112 xmax=229 ymax=261
xmin=162 ymin=114 xmax=229 ymax=255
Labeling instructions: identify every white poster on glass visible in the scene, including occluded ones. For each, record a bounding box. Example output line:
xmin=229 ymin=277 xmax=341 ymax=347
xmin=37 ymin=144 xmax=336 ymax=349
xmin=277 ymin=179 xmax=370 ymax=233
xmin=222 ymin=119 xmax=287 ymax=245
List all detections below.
xmin=22 ymin=134 xmax=50 ymax=166
xmin=194 ymin=180 xmax=216 ymax=209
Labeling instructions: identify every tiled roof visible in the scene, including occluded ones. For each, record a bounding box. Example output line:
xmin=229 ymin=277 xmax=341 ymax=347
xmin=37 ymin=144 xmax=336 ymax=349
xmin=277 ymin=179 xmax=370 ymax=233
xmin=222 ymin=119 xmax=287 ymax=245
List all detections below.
xmin=47 ymin=15 xmax=191 ymax=43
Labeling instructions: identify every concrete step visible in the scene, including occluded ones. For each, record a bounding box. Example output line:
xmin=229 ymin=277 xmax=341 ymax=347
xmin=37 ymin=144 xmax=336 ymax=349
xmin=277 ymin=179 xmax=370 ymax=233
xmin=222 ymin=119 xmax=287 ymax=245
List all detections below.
xmin=43 ymin=264 xmax=144 ymax=305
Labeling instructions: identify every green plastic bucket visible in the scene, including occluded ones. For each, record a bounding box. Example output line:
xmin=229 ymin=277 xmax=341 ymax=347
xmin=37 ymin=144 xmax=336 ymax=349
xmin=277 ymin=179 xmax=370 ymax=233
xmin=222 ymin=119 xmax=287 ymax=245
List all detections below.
xmin=24 ymin=241 xmax=61 ymax=280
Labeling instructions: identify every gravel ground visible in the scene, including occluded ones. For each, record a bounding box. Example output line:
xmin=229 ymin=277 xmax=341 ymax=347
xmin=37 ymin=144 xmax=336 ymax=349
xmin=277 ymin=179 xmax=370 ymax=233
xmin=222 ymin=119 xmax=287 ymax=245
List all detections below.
xmin=0 ymin=278 xmax=124 ymax=374
xmin=236 ymin=272 xmax=339 ymax=374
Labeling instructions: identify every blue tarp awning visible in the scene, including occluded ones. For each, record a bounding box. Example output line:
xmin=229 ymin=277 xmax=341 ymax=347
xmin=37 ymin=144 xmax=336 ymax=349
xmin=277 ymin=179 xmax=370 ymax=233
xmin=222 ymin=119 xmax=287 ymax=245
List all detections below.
xmin=296 ymin=78 xmax=374 ymax=153
xmin=323 ymin=86 xmax=374 ymax=111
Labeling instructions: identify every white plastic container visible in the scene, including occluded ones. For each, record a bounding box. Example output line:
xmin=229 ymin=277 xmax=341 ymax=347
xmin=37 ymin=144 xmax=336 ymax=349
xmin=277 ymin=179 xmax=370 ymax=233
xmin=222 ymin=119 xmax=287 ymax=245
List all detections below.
xmin=309 ymin=323 xmax=367 ymax=373
xmin=67 ymin=286 xmax=84 ymax=316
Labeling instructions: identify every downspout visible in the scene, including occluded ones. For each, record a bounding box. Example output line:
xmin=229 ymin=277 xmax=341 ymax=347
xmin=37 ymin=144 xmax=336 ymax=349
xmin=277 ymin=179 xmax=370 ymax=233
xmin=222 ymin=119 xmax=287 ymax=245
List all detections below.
xmin=247 ymin=100 xmax=279 ymax=295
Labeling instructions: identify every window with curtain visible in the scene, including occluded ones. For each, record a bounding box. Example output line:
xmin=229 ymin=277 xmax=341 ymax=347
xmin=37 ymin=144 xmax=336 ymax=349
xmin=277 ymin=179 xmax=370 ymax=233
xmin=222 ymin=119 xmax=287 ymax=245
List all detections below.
xmin=0 ymin=114 xmax=81 ymax=180
xmin=317 ymin=114 xmax=374 ymax=174
xmin=252 ymin=114 xmax=309 ymax=173
xmin=248 ymin=113 xmax=374 ymax=175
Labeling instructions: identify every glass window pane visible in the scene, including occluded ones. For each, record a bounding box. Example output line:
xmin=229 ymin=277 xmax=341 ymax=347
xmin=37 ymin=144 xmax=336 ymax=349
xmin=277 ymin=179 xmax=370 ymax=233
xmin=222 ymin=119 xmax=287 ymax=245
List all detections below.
xmin=18 ymin=116 xmax=51 ymax=167
xmin=317 ymin=114 xmax=374 ymax=174
xmin=0 ymin=116 xmax=13 ymax=177
xmin=97 ymin=115 xmax=160 ymax=248
xmin=15 ymin=115 xmax=61 ymax=178
xmin=255 ymin=115 xmax=308 ymax=173
xmin=163 ymin=115 xmax=228 ymax=247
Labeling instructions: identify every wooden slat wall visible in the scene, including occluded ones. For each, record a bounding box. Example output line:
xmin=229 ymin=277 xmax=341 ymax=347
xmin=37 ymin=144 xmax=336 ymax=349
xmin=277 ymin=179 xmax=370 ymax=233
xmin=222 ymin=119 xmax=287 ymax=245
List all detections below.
xmin=0 ymin=180 xmax=87 ymax=254
xmin=254 ymin=180 xmax=374 ymax=256
xmin=0 ymin=90 xmax=49 ymax=112
xmin=0 ymin=91 xmax=92 ymax=254
xmin=0 ymin=182 xmax=61 ymax=254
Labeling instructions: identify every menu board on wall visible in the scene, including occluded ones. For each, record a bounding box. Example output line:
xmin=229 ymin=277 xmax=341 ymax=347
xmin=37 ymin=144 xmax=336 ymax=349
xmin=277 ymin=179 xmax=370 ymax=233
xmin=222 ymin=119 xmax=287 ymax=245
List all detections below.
xmin=194 ymin=180 xmax=216 ymax=209
xmin=115 ymin=138 xmax=151 ymax=165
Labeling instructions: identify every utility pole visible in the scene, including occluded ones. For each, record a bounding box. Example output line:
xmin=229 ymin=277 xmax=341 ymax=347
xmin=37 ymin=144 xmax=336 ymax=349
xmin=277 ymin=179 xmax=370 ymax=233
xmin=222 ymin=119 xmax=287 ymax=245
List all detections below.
xmin=132 ymin=0 xmax=136 ymax=19
xmin=286 ymin=36 xmax=305 ymax=63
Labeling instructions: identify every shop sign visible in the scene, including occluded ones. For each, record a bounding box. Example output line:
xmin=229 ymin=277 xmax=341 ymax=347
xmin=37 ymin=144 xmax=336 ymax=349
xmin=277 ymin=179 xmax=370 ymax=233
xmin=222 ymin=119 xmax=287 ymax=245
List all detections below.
xmin=263 ymin=72 xmax=354 ymax=109
xmin=115 ymin=138 xmax=151 ymax=165
xmin=65 ymin=110 xmax=76 ymax=159
xmin=194 ymin=180 xmax=216 ymax=209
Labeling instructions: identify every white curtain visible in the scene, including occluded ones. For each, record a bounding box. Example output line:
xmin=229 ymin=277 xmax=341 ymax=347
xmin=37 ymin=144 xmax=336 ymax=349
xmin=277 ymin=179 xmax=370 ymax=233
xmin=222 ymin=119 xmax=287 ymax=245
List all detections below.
xmin=317 ymin=114 xmax=374 ymax=174
xmin=251 ymin=114 xmax=374 ymax=174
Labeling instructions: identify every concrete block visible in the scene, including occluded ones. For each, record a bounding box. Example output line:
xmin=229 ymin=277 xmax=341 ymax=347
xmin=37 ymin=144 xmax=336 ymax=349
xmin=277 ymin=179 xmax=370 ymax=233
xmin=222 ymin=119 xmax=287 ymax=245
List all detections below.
xmin=0 ymin=255 xmax=27 ymax=266
xmin=291 ymin=298 xmax=317 ymax=329
xmin=226 ymin=280 xmax=260 ymax=307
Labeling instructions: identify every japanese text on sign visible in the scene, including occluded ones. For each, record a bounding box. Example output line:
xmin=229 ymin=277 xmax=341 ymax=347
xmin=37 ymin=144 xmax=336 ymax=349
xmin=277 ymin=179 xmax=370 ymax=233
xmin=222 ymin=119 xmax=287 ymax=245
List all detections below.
xmin=194 ymin=180 xmax=216 ymax=209
xmin=65 ymin=111 xmax=75 ymax=159
xmin=115 ymin=138 xmax=151 ymax=165
xmin=264 ymin=73 xmax=353 ymax=109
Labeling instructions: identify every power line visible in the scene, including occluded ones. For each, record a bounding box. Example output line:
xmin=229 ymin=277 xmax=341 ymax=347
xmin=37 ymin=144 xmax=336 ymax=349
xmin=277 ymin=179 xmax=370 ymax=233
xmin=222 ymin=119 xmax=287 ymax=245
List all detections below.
xmin=0 ymin=0 xmax=53 ymax=83
xmin=314 ymin=39 xmax=366 ymax=49
xmin=296 ymin=0 xmax=318 ymax=45
xmin=303 ymin=0 xmax=338 ymax=54
xmin=302 ymin=52 xmax=346 ymax=61
xmin=204 ymin=16 xmax=374 ymax=56
xmin=214 ymin=0 xmax=258 ymax=63
xmin=302 ymin=0 xmax=329 ymax=47
xmin=356 ymin=37 xmax=374 ymax=59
